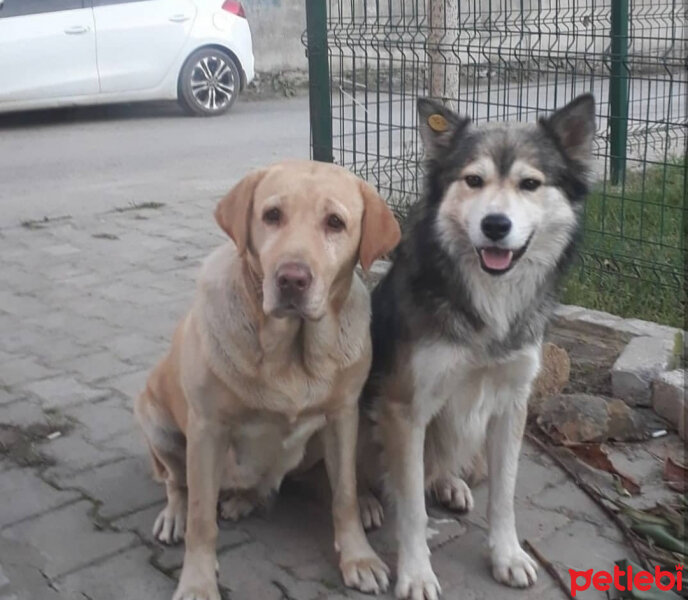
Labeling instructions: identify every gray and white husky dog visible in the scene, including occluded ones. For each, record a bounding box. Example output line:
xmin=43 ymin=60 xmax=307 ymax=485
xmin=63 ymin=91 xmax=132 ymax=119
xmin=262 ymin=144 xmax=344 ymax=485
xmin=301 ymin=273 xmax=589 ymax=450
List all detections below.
xmin=358 ymin=94 xmax=596 ymax=599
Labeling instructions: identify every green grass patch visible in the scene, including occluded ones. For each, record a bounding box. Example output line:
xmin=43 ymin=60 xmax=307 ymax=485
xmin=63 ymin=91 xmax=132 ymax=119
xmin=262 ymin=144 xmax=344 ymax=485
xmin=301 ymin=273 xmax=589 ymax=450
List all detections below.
xmin=562 ymin=158 xmax=686 ymax=327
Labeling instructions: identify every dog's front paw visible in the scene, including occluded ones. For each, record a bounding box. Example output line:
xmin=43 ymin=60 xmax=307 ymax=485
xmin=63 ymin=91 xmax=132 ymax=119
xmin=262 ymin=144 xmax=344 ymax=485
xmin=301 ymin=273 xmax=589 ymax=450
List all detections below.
xmin=431 ymin=476 xmax=474 ymax=513
xmin=395 ymin=560 xmax=441 ymax=600
xmin=173 ymin=561 xmax=221 ymax=600
xmin=359 ymin=492 xmax=385 ymax=530
xmin=172 ymin=580 xmax=221 ymax=600
xmin=341 ymin=553 xmax=390 ymax=595
xmin=153 ymin=502 xmax=186 ymax=545
xmin=491 ymin=544 xmax=538 ymax=588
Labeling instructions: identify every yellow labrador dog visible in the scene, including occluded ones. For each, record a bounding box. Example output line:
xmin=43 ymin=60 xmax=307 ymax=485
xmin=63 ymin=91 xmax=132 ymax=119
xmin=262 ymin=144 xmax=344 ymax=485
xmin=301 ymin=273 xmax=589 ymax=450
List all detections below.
xmin=135 ymin=160 xmax=400 ymax=600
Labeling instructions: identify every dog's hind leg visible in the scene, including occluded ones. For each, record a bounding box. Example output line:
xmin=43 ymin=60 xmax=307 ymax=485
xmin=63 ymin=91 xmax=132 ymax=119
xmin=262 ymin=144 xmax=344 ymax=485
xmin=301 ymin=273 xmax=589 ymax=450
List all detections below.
xmin=219 ymin=489 xmax=258 ymax=521
xmin=424 ymin=401 xmax=480 ymax=513
xmin=135 ymin=390 xmax=187 ymax=545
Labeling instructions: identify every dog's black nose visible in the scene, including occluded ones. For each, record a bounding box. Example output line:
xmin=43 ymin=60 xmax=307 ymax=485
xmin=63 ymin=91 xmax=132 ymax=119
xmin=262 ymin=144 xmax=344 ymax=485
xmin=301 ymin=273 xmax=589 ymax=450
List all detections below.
xmin=276 ymin=262 xmax=312 ymax=298
xmin=481 ymin=213 xmax=512 ymax=241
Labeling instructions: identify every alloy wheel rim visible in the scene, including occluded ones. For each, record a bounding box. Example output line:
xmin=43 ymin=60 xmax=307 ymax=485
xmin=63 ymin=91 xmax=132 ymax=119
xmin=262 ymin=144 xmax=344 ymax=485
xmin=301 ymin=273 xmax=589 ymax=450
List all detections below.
xmin=190 ymin=55 xmax=235 ymax=111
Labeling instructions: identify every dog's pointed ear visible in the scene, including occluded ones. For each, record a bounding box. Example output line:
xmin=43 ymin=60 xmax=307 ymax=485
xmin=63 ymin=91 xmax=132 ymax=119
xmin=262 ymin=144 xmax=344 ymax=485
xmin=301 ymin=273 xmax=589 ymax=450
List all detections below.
xmin=215 ymin=168 xmax=268 ymax=255
xmin=358 ymin=180 xmax=401 ymax=272
xmin=541 ymin=94 xmax=596 ymax=165
xmin=417 ymin=97 xmax=470 ymax=159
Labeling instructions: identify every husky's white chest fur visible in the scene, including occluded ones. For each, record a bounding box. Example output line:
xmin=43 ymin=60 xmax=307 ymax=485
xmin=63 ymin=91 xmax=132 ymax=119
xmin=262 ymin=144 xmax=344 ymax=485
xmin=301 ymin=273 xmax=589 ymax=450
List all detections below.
xmin=411 ymin=341 xmax=541 ymax=451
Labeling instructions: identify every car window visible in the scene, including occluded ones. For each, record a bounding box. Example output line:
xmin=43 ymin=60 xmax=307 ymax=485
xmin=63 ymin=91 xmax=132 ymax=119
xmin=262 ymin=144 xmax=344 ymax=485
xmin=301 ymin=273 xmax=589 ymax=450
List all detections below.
xmin=0 ymin=0 xmax=84 ymax=18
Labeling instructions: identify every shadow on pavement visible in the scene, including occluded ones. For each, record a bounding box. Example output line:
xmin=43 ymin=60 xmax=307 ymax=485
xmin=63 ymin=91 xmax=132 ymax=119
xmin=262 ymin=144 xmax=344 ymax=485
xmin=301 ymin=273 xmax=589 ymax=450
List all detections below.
xmin=0 ymin=101 xmax=189 ymax=130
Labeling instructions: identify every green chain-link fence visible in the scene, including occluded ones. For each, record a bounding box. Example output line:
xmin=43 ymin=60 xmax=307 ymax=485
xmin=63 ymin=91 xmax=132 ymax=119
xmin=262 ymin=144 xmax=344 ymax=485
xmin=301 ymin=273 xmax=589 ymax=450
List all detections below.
xmin=305 ymin=0 xmax=686 ymax=326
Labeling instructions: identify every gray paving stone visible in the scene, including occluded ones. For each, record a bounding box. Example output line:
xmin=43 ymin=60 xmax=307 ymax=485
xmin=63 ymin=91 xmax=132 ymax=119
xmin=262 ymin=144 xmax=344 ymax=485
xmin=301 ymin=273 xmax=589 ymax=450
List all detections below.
xmin=0 ymin=266 xmax=49 ymax=295
xmin=424 ymin=527 xmax=561 ymax=600
xmin=0 ymin=398 xmax=49 ymax=429
xmin=0 ymin=534 xmax=71 ymax=600
xmin=0 ymin=293 xmax=48 ymax=319
xmin=2 ymin=501 xmax=137 ymax=578
xmin=59 ymin=546 xmax=173 ymax=600
xmin=106 ymin=333 xmax=164 ymax=362
xmin=98 ymin=429 xmax=146 ymax=459
xmin=218 ymin=541 xmax=328 ymax=600
xmin=26 ymin=338 xmax=93 ymax=369
xmin=115 ymin=502 xmax=251 ymax=572
xmin=0 ymin=390 xmax=20 ymax=407
xmin=40 ymin=244 xmax=81 ymax=258
xmin=0 ymin=357 xmax=58 ymax=388
xmin=0 ymin=350 xmax=16 ymax=365
xmin=64 ymin=397 xmax=134 ymax=445
xmin=99 ymin=369 xmax=148 ymax=400
xmin=56 ymin=351 xmax=135 ymax=384
xmin=41 ymin=433 xmax=125 ymax=479
xmin=0 ymin=327 xmax=55 ymax=356
xmin=612 ymin=336 xmax=675 ymax=406
xmin=0 ymin=564 xmax=9 ymax=588
xmin=58 ymin=271 xmax=106 ymax=289
xmin=59 ymin=456 xmax=164 ymax=519
xmin=0 ymin=469 xmax=79 ymax=528
xmin=22 ymin=376 xmax=107 ymax=410
xmin=536 ymin=520 xmax=631 ymax=600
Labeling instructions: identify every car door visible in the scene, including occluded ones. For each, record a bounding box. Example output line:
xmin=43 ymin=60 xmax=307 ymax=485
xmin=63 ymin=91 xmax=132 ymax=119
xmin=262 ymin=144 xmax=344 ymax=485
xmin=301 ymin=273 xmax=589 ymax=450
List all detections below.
xmin=92 ymin=0 xmax=197 ymax=93
xmin=0 ymin=0 xmax=98 ymax=102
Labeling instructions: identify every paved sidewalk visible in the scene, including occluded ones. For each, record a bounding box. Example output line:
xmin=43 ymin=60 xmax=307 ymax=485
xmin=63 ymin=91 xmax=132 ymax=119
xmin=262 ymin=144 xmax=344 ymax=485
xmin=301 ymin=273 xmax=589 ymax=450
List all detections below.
xmin=0 ymin=198 xmax=630 ymax=600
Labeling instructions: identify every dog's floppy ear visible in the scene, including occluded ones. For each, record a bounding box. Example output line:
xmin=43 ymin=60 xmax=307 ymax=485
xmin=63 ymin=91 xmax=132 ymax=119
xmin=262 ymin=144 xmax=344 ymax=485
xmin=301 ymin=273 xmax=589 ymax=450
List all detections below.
xmin=215 ymin=168 xmax=268 ymax=255
xmin=541 ymin=94 xmax=596 ymax=165
xmin=417 ymin=97 xmax=470 ymax=159
xmin=358 ymin=180 xmax=401 ymax=271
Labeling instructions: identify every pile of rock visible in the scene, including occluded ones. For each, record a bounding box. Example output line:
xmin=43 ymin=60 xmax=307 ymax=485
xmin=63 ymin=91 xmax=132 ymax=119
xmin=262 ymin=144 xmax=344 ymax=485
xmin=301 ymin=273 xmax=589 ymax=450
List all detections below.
xmin=611 ymin=333 xmax=685 ymax=441
xmin=532 ymin=315 xmax=685 ymax=442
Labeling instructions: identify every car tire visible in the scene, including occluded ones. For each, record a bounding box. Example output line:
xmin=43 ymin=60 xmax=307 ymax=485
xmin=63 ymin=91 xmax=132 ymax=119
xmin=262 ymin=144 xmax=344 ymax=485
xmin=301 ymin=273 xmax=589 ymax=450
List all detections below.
xmin=178 ymin=48 xmax=240 ymax=117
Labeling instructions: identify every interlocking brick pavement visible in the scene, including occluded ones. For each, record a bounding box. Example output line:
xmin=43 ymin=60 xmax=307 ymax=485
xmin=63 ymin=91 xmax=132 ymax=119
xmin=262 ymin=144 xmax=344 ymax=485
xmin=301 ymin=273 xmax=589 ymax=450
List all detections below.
xmin=0 ymin=200 xmax=631 ymax=600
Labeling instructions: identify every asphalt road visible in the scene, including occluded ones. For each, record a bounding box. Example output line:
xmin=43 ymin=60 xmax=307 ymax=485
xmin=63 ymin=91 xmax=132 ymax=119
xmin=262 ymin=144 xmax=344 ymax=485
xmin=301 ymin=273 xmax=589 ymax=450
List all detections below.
xmin=0 ymin=97 xmax=310 ymax=229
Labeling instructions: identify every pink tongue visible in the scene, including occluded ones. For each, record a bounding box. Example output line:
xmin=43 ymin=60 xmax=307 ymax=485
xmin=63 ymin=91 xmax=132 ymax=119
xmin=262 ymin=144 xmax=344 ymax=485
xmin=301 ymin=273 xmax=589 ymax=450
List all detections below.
xmin=481 ymin=248 xmax=513 ymax=271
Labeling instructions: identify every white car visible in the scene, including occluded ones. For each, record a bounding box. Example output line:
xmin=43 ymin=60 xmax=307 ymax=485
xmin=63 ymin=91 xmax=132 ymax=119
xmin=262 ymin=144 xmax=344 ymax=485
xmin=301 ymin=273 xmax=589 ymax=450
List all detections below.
xmin=0 ymin=0 xmax=254 ymax=116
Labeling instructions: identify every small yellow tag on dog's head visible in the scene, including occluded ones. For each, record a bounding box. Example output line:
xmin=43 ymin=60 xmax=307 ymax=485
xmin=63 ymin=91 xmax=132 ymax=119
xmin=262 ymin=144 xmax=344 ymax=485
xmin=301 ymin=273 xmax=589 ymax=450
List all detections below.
xmin=427 ymin=114 xmax=448 ymax=132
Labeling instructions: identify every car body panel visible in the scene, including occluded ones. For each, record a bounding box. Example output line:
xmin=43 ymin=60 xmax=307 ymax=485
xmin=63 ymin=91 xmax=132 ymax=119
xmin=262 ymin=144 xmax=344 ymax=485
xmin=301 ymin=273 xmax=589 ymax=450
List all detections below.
xmin=0 ymin=0 xmax=254 ymax=114
xmin=0 ymin=3 xmax=99 ymax=102
xmin=93 ymin=0 xmax=198 ymax=93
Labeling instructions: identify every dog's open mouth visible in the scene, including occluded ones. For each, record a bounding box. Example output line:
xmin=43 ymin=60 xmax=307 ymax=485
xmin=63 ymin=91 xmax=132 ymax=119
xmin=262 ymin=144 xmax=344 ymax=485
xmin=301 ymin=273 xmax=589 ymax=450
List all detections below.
xmin=477 ymin=236 xmax=532 ymax=275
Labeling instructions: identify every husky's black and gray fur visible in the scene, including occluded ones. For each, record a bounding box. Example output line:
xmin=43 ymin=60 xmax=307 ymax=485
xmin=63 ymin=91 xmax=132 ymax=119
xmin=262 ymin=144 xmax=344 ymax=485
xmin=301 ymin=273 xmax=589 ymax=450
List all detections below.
xmin=359 ymin=95 xmax=596 ymax=600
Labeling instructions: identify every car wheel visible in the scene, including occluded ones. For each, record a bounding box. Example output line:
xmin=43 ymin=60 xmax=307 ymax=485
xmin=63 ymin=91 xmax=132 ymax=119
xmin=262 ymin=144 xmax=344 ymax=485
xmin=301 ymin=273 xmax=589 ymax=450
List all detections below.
xmin=178 ymin=48 xmax=240 ymax=116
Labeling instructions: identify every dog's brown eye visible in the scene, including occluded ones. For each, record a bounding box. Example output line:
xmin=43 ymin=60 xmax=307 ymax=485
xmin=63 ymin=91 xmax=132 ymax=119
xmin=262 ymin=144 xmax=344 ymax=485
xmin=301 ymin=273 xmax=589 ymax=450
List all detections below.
xmin=263 ymin=207 xmax=282 ymax=225
xmin=465 ymin=175 xmax=484 ymax=189
xmin=326 ymin=214 xmax=345 ymax=232
xmin=520 ymin=178 xmax=541 ymax=191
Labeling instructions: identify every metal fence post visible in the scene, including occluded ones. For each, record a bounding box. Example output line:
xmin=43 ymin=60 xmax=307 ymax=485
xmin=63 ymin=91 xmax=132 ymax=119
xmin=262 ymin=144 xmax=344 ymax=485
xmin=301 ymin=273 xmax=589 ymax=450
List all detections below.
xmin=306 ymin=0 xmax=333 ymax=163
xmin=609 ymin=0 xmax=629 ymax=185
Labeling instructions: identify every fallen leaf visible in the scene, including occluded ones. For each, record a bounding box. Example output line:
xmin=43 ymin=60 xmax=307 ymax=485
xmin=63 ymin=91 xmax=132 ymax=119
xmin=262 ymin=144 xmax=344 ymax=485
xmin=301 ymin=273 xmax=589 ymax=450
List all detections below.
xmin=567 ymin=443 xmax=641 ymax=495
xmin=619 ymin=503 xmax=671 ymax=528
xmin=663 ymin=457 xmax=688 ymax=493
xmin=632 ymin=522 xmax=687 ymax=554
xmin=654 ymin=503 xmax=686 ymax=539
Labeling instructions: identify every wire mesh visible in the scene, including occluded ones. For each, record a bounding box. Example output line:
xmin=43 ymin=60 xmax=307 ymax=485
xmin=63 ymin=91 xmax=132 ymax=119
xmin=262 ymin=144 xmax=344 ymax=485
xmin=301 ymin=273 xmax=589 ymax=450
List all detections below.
xmin=310 ymin=0 xmax=686 ymax=325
